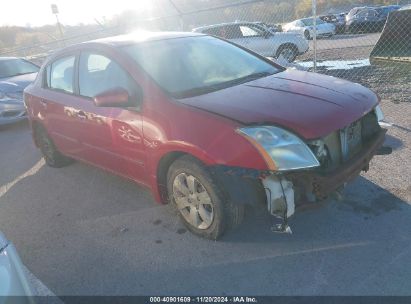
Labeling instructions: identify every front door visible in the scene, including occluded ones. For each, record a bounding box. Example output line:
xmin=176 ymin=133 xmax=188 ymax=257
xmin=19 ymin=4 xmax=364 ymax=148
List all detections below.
xmin=75 ymin=51 xmax=147 ymax=183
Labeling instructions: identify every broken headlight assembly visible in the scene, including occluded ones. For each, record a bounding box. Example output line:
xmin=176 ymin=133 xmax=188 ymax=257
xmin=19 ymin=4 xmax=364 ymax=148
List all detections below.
xmin=237 ymin=126 xmax=320 ymax=171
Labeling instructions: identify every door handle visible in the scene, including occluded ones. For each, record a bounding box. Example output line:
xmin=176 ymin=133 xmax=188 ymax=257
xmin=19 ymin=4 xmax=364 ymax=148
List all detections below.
xmin=40 ymin=99 xmax=48 ymax=107
xmin=76 ymin=110 xmax=87 ymax=119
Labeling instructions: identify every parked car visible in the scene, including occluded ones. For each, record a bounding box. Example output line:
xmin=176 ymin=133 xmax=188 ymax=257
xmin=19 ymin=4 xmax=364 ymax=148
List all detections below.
xmin=0 ymin=57 xmax=39 ymax=126
xmin=283 ymin=17 xmax=336 ymax=39
xmin=346 ymin=5 xmax=400 ymax=33
xmin=0 ymin=232 xmax=34 ymax=301
xmin=24 ymin=32 xmax=388 ymax=239
xmin=251 ymin=21 xmax=282 ymax=33
xmin=319 ymin=13 xmax=346 ymax=34
xmin=192 ymin=22 xmax=308 ymax=62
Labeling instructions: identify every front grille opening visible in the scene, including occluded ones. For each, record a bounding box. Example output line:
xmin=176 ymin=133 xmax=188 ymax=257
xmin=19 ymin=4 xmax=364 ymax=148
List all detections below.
xmin=309 ymin=110 xmax=381 ymax=173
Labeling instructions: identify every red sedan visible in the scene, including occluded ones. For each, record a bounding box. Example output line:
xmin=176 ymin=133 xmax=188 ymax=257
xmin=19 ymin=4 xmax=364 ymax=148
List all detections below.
xmin=24 ymin=32 xmax=387 ymax=239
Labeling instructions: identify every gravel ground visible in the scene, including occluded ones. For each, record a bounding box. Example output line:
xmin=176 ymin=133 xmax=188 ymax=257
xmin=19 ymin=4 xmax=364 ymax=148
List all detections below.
xmin=296 ymin=53 xmax=410 ymax=104
xmin=322 ymin=61 xmax=411 ymax=103
xmin=300 ymin=46 xmax=375 ymax=62
xmin=294 ymin=32 xmax=410 ymax=103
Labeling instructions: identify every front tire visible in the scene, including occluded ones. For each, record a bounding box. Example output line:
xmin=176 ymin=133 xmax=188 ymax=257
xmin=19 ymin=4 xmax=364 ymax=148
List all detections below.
xmin=36 ymin=126 xmax=73 ymax=168
xmin=276 ymin=45 xmax=298 ymax=63
xmin=167 ymin=155 xmax=244 ymax=240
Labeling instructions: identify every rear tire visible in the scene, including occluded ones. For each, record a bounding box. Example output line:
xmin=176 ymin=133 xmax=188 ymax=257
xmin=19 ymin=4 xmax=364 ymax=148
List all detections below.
xmin=167 ymin=155 xmax=244 ymax=240
xmin=36 ymin=126 xmax=73 ymax=168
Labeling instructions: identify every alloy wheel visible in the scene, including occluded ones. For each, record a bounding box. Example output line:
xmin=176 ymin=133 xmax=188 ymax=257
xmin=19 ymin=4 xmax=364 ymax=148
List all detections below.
xmin=172 ymin=173 xmax=214 ymax=230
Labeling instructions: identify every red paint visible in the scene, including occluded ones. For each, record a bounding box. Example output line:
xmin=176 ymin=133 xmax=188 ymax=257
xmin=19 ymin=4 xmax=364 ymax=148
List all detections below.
xmin=24 ymin=33 xmax=379 ymax=203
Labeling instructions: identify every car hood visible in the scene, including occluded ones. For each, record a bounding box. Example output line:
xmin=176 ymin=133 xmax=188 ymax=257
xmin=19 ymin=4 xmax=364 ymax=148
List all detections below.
xmin=0 ymin=72 xmax=37 ymax=93
xmin=178 ymin=70 xmax=379 ymax=139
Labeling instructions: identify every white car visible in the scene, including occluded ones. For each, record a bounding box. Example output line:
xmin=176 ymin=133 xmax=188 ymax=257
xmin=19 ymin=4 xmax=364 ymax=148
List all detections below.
xmin=192 ymin=22 xmax=309 ymax=62
xmin=283 ymin=18 xmax=336 ymax=39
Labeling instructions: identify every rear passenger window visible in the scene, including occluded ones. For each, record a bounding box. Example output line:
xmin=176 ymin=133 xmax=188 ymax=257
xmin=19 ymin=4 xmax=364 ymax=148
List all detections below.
xmin=79 ymin=53 xmax=136 ymax=99
xmin=49 ymin=56 xmax=75 ymax=93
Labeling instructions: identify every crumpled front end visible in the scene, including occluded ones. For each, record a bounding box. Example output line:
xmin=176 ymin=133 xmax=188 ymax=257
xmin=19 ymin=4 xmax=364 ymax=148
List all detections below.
xmin=211 ymin=108 xmax=388 ymax=231
xmin=262 ymin=108 xmax=387 ymax=221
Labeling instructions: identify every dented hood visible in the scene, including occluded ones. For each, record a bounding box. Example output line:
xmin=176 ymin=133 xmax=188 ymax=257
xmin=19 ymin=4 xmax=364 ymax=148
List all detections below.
xmin=179 ymin=70 xmax=379 ymax=139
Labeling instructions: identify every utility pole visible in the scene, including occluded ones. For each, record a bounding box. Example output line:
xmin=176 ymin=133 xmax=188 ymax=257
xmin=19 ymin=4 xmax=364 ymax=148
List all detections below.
xmin=312 ymin=0 xmax=317 ymax=72
xmin=51 ymin=4 xmax=65 ymax=46
xmin=168 ymin=0 xmax=184 ymax=31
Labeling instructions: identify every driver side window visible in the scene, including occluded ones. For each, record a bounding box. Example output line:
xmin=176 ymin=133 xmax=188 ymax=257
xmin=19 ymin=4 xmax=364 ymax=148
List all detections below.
xmin=78 ymin=52 xmax=140 ymax=105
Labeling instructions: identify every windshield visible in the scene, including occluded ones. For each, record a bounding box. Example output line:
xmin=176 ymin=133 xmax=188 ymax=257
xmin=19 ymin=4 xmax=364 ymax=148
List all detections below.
xmin=123 ymin=36 xmax=281 ymax=98
xmin=0 ymin=59 xmax=39 ymax=78
xmin=301 ymin=18 xmax=324 ymax=26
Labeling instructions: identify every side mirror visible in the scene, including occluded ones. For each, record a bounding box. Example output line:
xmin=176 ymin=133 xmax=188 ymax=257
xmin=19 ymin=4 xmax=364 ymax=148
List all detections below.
xmin=93 ymin=87 xmax=131 ymax=108
xmin=264 ymin=31 xmax=272 ymax=39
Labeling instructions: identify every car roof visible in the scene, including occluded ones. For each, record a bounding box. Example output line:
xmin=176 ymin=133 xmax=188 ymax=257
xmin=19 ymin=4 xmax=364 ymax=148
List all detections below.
xmin=193 ymin=22 xmax=262 ymax=32
xmin=88 ymin=31 xmax=204 ymax=46
xmin=46 ymin=31 xmax=206 ymax=61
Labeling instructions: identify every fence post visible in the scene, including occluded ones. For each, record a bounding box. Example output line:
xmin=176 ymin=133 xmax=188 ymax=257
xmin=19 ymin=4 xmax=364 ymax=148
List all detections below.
xmin=312 ymin=0 xmax=317 ymax=72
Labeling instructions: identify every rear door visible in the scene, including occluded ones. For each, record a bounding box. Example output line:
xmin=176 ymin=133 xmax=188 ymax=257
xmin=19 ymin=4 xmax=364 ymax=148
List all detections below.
xmin=76 ymin=51 xmax=146 ymax=183
xmin=42 ymin=53 xmax=87 ymax=158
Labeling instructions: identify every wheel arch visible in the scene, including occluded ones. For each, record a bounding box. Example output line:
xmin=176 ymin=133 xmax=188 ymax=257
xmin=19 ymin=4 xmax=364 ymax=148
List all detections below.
xmin=276 ymin=43 xmax=298 ymax=56
xmin=156 ymin=151 xmax=186 ymax=203
xmin=155 ymin=150 xmax=211 ymax=204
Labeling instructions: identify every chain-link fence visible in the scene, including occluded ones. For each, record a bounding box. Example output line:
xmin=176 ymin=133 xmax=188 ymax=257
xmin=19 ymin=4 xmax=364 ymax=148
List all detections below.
xmin=1 ymin=0 xmax=410 ymax=102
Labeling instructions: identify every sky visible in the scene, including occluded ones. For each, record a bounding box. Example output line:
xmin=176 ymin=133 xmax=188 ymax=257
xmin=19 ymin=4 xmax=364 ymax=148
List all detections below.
xmin=1 ymin=0 xmax=155 ymax=27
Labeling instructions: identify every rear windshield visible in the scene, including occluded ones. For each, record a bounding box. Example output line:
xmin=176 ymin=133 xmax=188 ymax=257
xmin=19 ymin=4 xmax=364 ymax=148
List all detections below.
xmin=123 ymin=36 xmax=281 ymax=98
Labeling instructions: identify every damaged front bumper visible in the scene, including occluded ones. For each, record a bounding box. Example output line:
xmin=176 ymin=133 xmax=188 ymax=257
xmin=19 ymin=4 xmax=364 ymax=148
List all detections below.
xmin=210 ymin=128 xmax=387 ymax=221
xmin=287 ymin=128 xmax=387 ymax=203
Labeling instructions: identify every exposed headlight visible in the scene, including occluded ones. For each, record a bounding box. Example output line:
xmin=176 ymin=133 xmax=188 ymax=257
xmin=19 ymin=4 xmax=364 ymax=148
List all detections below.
xmin=237 ymin=126 xmax=320 ymax=171
xmin=374 ymin=105 xmax=384 ymax=122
